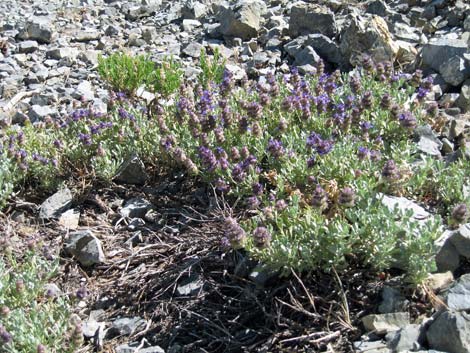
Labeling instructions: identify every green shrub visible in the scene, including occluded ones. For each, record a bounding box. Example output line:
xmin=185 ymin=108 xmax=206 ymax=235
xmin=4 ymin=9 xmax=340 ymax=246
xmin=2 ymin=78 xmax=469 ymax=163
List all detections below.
xmin=97 ymin=52 xmax=155 ymax=95
xmin=198 ymin=47 xmax=226 ymax=88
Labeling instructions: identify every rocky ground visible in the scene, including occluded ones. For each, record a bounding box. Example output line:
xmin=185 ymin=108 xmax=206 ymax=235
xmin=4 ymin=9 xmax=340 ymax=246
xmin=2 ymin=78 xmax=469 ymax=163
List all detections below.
xmin=2 ymin=0 xmax=470 ymax=352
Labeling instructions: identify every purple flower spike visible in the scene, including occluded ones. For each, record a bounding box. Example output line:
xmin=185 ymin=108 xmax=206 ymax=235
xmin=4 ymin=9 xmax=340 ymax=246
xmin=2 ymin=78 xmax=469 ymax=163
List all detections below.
xmin=224 ymin=217 xmax=246 ymax=248
xmin=253 ymin=226 xmax=271 ymax=249
xmin=267 ymin=139 xmax=285 ymax=158
xmin=382 ymin=160 xmax=400 ymax=182
xmin=357 ymin=146 xmax=370 ymax=160
xmin=252 ymin=182 xmax=264 ymax=196
xmin=198 ymin=146 xmax=218 ymax=172
xmin=311 ymin=185 xmax=328 ymax=210
xmin=398 ymin=111 xmax=417 ymax=130
xmin=246 ymin=196 xmax=260 ymax=210
xmin=315 ymin=139 xmax=333 ymax=155
xmin=451 ymin=204 xmax=468 ymax=225
xmin=338 ymin=187 xmax=355 ymax=208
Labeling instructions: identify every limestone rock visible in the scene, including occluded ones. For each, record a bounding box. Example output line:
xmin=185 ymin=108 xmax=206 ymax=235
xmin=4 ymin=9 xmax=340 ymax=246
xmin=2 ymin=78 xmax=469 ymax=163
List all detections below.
xmin=340 ymin=14 xmax=398 ymax=67
xmin=427 ymin=311 xmax=470 ymax=352
xmin=362 ymin=312 xmax=410 ymax=335
xmin=288 ymin=2 xmax=337 ymax=38
xmin=422 ymin=37 xmax=468 ymax=72
xmin=218 ymin=0 xmax=267 ymax=40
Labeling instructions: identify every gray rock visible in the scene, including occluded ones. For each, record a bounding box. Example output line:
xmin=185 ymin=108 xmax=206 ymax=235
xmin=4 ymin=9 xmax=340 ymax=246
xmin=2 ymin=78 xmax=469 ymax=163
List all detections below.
xmin=416 ymin=135 xmax=443 ymax=156
xmin=422 ymin=37 xmax=468 ymax=72
xmin=46 ymin=47 xmax=78 ymax=61
xmin=339 ymin=14 xmax=398 ymax=67
xmin=28 ymin=104 xmax=55 ymax=121
xmin=218 ymin=0 xmax=267 ymax=40
xmin=362 ymin=312 xmax=410 ymax=335
xmin=293 ymin=46 xmax=321 ymax=67
xmin=64 ymin=230 xmax=105 ymax=267
xmin=379 ymin=286 xmax=408 ymax=314
xmin=120 ymin=198 xmax=153 ymax=219
xmin=73 ymin=29 xmax=101 ymax=42
xmin=456 ymin=79 xmax=470 ymax=113
xmin=182 ymin=19 xmax=201 ymax=32
xmin=439 ymin=56 xmax=470 ymax=87
xmin=125 ymin=2 xmax=161 ymax=21
xmin=353 ymin=340 xmax=390 ymax=353
xmin=380 ymin=194 xmax=430 ymax=222
xmin=181 ymin=0 xmax=208 ymax=19
xmin=426 ymin=271 xmax=454 ymax=293
xmin=289 ymin=2 xmax=336 ymax=38
xmin=114 ymin=154 xmax=148 ymax=185
xmin=108 ymin=317 xmax=146 ymax=337
xmin=366 ymin=0 xmax=390 ymax=17
xmin=427 ymin=311 xmax=470 ymax=352
xmin=386 ymin=324 xmax=425 ymax=352
xmin=116 ymin=343 xmax=165 ymax=353
xmin=39 ymin=187 xmax=73 ymax=219
xmin=446 ymin=273 xmax=470 ymax=311
xmin=284 ymin=36 xmax=306 ymax=58
xmin=73 ymin=80 xmax=94 ymax=102
xmin=435 ymin=230 xmax=461 ymax=272
xmin=305 ymin=34 xmax=343 ymax=67
xmin=44 ymin=283 xmax=61 ymax=298
xmin=17 ymin=17 xmax=55 ymax=44
xmin=18 ymin=40 xmax=39 ymax=54
xmin=182 ymin=41 xmax=203 ymax=58
xmin=464 ymin=15 xmax=470 ymax=31
xmin=449 ymin=118 xmax=469 ymax=140
xmin=393 ymin=22 xmax=421 ymax=43
xmin=82 ymin=319 xmax=104 ymax=338
xmin=176 ymin=275 xmax=205 ymax=296
xmin=248 ymin=264 xmax=278 ymax=287
xmin=450 ymin=224 xmax=470 ymax=259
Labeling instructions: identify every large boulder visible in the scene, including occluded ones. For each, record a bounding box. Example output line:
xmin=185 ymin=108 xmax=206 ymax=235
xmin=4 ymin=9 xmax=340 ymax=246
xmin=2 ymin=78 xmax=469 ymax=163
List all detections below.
xmin=217 ymin=0 xmax=267 ymax=40
xmin=339 ymin=14 xmax=398 ymax=67
xmin=288 ymin=2 xmax=337 ymax=38
xmin=421 ymin=37 xmax=468 ymax=72
xmin=427 ymin=311 xmax=470 ymax=352
xmin=439 ymin=56 xmax=470 ymax=87
xmin=17 ymin=17 xmax=55 ymax=44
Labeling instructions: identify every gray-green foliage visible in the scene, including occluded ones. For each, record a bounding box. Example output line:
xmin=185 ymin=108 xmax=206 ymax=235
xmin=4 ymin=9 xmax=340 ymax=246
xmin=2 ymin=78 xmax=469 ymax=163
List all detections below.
xmin=0 ymin=250 xmax=77 ymax=352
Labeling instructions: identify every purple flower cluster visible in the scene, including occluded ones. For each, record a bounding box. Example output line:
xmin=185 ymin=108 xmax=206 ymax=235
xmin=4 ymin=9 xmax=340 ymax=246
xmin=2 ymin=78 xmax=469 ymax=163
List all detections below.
xmin=398 ymin=111 xmax=417 ymax=130
xmin=311 ymin=185 xmax=328 ymax=210
xmin=198 ymin=146 xmax=218 ymax=172
xmin=338 ymin=187 xmax=355 ymax=207
xmin=267 ymin=139 xmax=285 ymax=158
xmin=89 ymin=121 xmax=113 ymax=135
xmin=253 ymin=226 xmax=271 ymax=249
xmin=224 ymin=217 xmax=246 ymax=248
xmin=306 ymin=132 xmax=333 ymax=155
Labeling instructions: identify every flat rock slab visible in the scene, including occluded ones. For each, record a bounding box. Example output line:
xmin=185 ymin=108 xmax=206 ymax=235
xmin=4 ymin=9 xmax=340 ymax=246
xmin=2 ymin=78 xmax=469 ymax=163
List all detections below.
xmin=427 ymin=311 xmax=470 ymax=352
xmin=446 ymin=273 xmax=470 ymax=311
xmin=362 ymin=312 xmax=410 ymax=335
xmin=39 ymin=187 xmax=73 ymax=219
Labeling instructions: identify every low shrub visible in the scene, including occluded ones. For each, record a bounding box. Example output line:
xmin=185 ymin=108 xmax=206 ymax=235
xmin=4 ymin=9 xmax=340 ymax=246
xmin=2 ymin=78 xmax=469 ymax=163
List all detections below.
xmin=0 ymin=248 xmax=78 ymax=352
